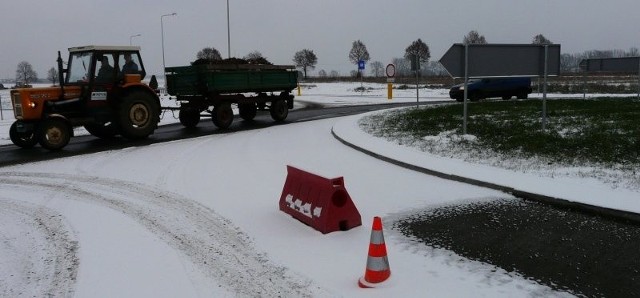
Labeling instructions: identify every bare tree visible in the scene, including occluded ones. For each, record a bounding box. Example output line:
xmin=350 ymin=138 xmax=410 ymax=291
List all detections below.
xmin=369 ymin=61 xmax=384 ymax=77
xmin=329 ymin=70 xmax=339 ymax=78
xmin=196 ymin=47 xmax=222 ymax=60
xmin=532 ymin=34 xmax=553 ymax=45
xmin=348 ymin=40 xmax=370 ymax=70
xmin=15 ymin=61 xmax=38 ymax=86
xmin=318 ymin=69 xmax=327 ymax=78
xmin=463 ymin=30 xmax=487 ymax=44
xmin=404 ymin=39 xmax=431 ymax=68
xmin=293 ymin=49 xmax=318 ymax=79
xmin=46 ymin=67 xmax=58 ymax=86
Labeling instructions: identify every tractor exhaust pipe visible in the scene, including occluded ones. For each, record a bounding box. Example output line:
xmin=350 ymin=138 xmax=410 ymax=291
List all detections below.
xmin=57 ymin=51 xmax=65 ymax=100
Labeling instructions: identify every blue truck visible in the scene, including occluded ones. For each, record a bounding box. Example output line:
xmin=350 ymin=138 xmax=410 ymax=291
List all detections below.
xmin=449 ymin=77 xmax=533 ymax=102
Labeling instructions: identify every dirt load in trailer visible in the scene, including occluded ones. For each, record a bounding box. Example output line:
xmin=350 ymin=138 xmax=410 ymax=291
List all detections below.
xmin=165 ymin=62 xmax=298 ymax=129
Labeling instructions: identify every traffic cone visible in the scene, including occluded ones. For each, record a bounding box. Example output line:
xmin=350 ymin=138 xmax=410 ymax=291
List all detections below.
xmin=358 ymin=216 xmax=391 ymax=288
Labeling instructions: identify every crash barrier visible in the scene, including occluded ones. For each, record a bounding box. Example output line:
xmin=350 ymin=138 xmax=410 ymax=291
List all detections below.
xmin=358 ymin=216 xmax=391 ymax=288
xmin=279 ymin=165 xmax=361 ymax=234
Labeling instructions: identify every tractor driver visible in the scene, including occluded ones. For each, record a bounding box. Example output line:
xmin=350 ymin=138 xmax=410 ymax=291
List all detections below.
xmin=95 ymin=56 xmax=115 ymax=83
xmin=121 ymin=53 xmax=139 ymax=75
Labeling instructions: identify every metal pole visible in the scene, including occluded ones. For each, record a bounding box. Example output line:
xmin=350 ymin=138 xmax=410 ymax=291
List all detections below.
xmin=227 ymin=0 xmax=231 ymax=59
xmin=542 ymin=45 xmax=549 ymax=131
xmin=583 ymin=70 xmax=587 ymax=100
xmin=637 ymin=57 xmax=640 ymax=100
xmin=415 ymin=69 xmax=419 ymax=108
xmin=161 ymin=13 xmax=177 ymax=90
xmin=161 ymin=16 xmax=165 ymax=81
xmin=463 ymin=44 xmax=469 ymax=135
xmin=0 ymin=94 xmax=3 ymax=120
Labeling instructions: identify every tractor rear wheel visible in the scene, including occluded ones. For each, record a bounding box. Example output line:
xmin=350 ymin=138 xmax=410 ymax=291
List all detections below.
xmin=9 ymin=121 xmax=37 ymax=148
xmin=212 ymin=103 xmax=233 ymax=129
xmin=117 ymin=91 xmax=160 ymax=139
xmin=37 ymin=118 xmax=72 ymax=150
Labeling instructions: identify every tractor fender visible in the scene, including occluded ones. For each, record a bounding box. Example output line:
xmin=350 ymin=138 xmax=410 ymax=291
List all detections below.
xmin=45 ymin=113 xmax=68 ymax=121
xmin=120 ymin=84 xmax=161 ymax=110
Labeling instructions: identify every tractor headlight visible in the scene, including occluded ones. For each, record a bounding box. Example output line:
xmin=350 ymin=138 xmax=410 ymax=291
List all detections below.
xmin=28 ymin=101 xmax=37 ymax=108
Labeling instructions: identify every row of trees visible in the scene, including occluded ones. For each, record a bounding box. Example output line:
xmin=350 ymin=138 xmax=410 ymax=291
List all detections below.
xmin=14 ymin=30 xmax=640 ymax=85
xmin=293 ymin=31 xmax=555 ymax=78
xmin=13 ymin=61 xmax=59 ymax=86
xmin=294 ymin=31 xmax=640 ymax=78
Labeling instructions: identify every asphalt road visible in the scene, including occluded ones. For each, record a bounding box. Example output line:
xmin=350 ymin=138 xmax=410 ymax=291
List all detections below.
xmin=0 ymin=101 xmax=431 ymax=167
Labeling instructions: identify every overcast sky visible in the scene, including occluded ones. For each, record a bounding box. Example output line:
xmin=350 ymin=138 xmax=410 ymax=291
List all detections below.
xmin=1 ymin=0 xmax=639 ymax=80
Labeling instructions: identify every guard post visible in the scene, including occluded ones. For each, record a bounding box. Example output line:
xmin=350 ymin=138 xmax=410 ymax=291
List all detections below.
xmin=386 ymin=63 xmax=395 ymax=100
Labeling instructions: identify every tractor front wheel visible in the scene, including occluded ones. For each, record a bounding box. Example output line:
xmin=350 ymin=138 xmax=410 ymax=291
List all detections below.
xmin=9 ymin=121 xmax=37 ymax=148
xmin=37 ymin=118 xmax=72 ymax=151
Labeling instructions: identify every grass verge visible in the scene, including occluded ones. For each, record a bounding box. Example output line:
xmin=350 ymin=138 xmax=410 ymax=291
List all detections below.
xmin=360 ymin=97 xmax=640 ymax=187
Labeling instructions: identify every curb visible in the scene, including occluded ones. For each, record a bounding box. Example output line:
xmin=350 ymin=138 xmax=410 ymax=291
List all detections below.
xmin=331 ymin=127 xmax=640 ymax=225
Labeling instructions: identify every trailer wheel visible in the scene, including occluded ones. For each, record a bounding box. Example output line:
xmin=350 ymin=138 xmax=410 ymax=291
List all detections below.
xmin=239 ymin=103 xmax=257 ymax=121
xmin=212 ymin=103 xmax=233 ymax=129
xmin=10 ymin=121 xmax=38 ymax=148
xmin=84 ymin=123 xmax=118 ymax=138
xmin=37 ymin=117 xmax=71 ymax=151
xmin=117 ymin=90 xmax=160 ymax=139
xmin=179 ymin=107 xmax=200 ymax=129
xmin=270 ymin=99 xmax=288 ymax=122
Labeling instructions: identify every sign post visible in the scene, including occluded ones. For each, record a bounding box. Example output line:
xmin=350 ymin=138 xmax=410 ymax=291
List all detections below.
xmin=358 ymin=60 xmax=365 ymax=91
xmin=386 ymin=63 xmax=395 ymax=100
xmin=411 ymin=54 xmax=421 ymax=108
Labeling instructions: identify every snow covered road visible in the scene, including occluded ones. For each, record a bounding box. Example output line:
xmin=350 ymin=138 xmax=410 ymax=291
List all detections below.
xmin=0 ymin=172 xmax=326 ymax=297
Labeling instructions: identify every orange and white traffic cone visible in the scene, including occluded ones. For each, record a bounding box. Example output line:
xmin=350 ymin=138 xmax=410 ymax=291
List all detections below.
xmin=358 ymin=216 xmax=391 ymax=288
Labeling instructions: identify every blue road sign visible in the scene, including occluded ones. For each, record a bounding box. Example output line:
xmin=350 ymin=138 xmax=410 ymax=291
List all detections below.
xmin=358 ymin=60 xmax=365 ymax=70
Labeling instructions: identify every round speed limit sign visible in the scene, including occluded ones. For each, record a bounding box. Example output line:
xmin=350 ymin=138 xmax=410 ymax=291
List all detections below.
xmin=385 ymin=64 xmax=396 ymax=78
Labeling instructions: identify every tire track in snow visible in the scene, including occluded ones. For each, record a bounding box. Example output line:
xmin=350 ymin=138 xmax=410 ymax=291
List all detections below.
xmin=0 ymin=172 xmax=325 ymax=297
xmin=0 ymin=198 xmax=79 ymax=297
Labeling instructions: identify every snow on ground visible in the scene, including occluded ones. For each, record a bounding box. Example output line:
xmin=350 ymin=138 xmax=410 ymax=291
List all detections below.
xmin=0 ymin=82 xmax=637 ymax=297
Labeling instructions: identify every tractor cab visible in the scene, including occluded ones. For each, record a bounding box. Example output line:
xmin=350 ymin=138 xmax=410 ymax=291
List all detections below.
xmin=66 ymin=45 xmax=146 ymax=88
xmin=9 ymin=45 xmax=160 ymax=151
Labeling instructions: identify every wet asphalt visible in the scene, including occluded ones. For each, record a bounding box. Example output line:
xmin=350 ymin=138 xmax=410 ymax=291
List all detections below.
xmin=394 ymin=198 xmax=640 ymax=297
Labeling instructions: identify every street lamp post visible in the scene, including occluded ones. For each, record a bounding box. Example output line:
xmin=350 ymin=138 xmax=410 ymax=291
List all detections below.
xmin=226 ymin=0 xmax=231 ymax=58
xmin=129 ymin=34 xmax=141 ymax=45
xmin=161 ymin=12 xmax=177 ymax=89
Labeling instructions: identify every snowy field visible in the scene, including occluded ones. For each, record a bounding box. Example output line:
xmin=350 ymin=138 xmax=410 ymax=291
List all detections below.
xmin=1 ymin=82 xmax=638 ymax=297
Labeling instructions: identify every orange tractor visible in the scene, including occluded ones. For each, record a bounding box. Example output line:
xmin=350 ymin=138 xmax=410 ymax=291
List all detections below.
xmin=9 ymin=46 xmax=161 ymax=150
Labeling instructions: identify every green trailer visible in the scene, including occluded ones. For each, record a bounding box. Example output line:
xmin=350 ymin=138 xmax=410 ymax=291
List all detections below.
xmin=165 ymin=64 xmax=298 ymax=129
